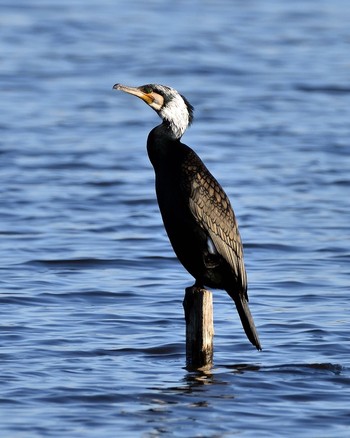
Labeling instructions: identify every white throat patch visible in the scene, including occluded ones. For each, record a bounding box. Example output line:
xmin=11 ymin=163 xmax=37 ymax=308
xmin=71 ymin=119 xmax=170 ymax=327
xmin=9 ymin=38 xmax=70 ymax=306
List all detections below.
xmin=156 ymin=87 xmax=190 ymax=139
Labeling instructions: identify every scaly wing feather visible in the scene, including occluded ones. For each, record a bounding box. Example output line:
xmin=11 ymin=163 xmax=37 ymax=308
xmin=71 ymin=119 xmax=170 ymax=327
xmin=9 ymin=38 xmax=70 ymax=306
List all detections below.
xmin=186 ymin=161 xmax=247 ymax=295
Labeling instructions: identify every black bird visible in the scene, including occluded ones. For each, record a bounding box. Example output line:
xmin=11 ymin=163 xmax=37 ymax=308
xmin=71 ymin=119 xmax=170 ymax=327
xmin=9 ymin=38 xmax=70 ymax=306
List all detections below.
xmin=113 ymin=83 xmax=261 ymax=350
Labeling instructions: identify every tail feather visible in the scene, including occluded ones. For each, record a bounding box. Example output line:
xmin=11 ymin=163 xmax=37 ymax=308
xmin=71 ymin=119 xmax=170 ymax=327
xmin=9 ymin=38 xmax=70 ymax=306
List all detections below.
xmin=234 ymin=295 xmax=262 ymax=350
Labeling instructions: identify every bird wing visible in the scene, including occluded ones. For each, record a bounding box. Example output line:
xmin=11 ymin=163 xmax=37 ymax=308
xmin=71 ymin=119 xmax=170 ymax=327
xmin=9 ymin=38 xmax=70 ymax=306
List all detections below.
xmin=188 ymin=167 xmax=247 ymax=294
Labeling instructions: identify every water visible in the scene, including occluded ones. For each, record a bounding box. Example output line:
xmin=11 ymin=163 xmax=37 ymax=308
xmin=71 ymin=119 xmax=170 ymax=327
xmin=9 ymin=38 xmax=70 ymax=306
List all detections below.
xmin=1 ymin=0 xmax=350 ymax=436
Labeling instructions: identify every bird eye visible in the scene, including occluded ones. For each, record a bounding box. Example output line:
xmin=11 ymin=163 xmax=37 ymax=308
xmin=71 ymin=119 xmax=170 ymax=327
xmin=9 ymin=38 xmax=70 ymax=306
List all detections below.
xmin=142 ymin=86 xmax=153 ymax=94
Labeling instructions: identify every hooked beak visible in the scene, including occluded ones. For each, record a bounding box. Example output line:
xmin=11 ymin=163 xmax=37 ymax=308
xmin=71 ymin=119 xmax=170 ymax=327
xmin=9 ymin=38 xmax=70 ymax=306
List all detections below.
xmin=113 ymin=83 xmax=155 ymax=106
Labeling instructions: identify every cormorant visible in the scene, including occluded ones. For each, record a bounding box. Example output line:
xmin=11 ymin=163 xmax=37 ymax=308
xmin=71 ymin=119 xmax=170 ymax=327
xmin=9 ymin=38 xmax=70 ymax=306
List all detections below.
xmin=113 ymin=83 xmax=261 ymax=350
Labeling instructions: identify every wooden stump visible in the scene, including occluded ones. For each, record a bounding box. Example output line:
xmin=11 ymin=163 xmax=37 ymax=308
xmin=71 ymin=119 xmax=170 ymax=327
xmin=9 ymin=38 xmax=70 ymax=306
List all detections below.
xmin=183 ymin=286 xmax=214 ymax=370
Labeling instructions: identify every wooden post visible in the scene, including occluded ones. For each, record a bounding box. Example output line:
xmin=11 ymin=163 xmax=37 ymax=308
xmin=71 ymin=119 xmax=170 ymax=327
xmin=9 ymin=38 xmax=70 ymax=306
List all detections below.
xmin=183 ymin=286 xmax=214 ymax=370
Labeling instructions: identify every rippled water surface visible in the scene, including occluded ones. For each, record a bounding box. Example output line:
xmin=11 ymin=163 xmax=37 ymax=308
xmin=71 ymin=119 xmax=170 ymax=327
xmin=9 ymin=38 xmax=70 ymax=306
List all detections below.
xmin=1 ymin=0 xmax=350 ymax=436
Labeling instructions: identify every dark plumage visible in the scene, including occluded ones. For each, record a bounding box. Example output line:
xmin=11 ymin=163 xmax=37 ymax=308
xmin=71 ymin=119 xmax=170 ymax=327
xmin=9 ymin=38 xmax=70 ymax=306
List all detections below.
xmin=113 ymin=83 xmax=261 ymax=350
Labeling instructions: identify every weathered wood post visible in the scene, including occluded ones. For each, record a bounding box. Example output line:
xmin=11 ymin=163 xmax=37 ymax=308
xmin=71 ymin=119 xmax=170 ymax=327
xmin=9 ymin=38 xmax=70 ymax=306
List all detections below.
xmin=183 ymin=286 xmax=214 ymax=370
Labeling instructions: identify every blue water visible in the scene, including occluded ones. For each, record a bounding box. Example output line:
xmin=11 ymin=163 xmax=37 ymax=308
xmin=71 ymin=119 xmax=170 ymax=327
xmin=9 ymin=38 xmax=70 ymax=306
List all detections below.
xmin=1 ymin=0 xmax=350 ymax=436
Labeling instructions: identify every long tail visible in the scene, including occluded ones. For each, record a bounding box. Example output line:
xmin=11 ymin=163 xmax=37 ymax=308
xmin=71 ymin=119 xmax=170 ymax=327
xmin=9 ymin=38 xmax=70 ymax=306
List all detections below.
xmin=233 ymin=294 xmax=262 ymax=350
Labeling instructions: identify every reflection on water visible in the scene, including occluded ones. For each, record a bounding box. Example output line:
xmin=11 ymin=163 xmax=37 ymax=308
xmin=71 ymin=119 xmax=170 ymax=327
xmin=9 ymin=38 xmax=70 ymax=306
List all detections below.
xmin=1 ymin=0 xmax=350 ymax=436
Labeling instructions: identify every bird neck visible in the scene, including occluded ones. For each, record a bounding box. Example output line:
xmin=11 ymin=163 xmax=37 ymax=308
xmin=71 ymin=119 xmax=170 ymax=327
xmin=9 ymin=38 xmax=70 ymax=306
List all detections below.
xmin=156 ymin=119 xmax=187 ymax=140
xmin=147 ymin=124 xmax=180 ymax=171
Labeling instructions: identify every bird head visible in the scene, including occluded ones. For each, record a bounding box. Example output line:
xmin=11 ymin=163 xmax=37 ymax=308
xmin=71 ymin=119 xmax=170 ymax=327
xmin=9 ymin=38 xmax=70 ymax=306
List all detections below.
xmin=113 ymin=83 xmax=193 ymax=139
